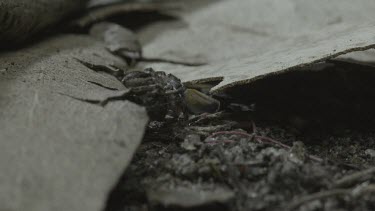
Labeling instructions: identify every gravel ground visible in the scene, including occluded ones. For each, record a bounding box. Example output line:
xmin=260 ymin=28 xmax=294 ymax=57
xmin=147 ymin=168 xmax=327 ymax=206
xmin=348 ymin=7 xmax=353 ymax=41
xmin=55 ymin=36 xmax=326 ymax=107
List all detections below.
xmin=104 ymin=116 xmax=375 ymax=211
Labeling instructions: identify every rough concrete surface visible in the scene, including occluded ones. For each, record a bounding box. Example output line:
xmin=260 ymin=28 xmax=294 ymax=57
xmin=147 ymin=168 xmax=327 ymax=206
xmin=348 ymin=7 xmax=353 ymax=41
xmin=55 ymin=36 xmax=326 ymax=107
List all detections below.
xmin=139 ymin=0 xmax=375 ymax=92
xmin=0 ymin=34 xmax=148 ymax=211
xmin=0 ymin=0 xmax=88 ymax=45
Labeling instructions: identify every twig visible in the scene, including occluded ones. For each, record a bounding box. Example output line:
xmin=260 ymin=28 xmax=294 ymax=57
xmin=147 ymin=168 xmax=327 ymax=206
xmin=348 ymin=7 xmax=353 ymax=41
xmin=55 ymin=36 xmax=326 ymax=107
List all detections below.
xmin=332 ymin=166 xmax=375 ymax=188
xmin=212 ymin=131 xmax=254 ymax=138
xmin=250 ymin=120 xmax=323 ymax=163
xmin=188 ymin=124 xmax=236 ymax=133
xmin=188 ymin=111 xmax=226 ymax=125
xmin=234 ymin=161 xmax=268 ymax=167
xmin=334 ymin=162 xmax=363 ymax=171
xmin=255 ymin=135 xmax=291 ymax=149
xmin=286 ymin=185 xmax=375 ymax=211
xmin=307 ymin=154 xmax=324 ymax=163
xmin=205 ymin=130 xmax=323 ymax=162
xmin=206 ymin=139 xmax=236 ymax=144
xmin=255 ymin=136 xmax=323 ymax=162
xmin=251 ymin=120 xmax=257 ymax=134
xmin=204 ymin=130 xmax=254 ymax=144
xmin=286 ymin=189 xmax=350 ymax=210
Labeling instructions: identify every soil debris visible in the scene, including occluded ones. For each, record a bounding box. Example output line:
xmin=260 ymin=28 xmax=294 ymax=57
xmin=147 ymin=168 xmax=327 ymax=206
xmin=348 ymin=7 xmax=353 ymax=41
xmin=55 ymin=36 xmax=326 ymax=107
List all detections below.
xmin=107 ymin=121 xmax=375 ymax=211
xmin=147 ymin=183 xmax=234 ymax=210
xmin=89 ymin=62 xmax=375 ymax=210
xmin=43 ymin=48 xmax=375 ymax=211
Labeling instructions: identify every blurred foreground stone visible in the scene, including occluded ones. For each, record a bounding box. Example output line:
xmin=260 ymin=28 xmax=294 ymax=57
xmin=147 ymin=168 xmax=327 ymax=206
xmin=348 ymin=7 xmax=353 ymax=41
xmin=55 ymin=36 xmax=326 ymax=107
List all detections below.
xmin=0 ymin=34 xmax=148 ymax=211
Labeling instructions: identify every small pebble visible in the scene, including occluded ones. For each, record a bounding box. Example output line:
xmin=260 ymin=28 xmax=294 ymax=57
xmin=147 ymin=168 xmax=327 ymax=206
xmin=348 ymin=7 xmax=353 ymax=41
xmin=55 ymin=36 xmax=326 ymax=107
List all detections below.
xmin=181 ymin=134 xmax=202 ymax=151
xmin=365 ymin=149 xmax=375 ymax=158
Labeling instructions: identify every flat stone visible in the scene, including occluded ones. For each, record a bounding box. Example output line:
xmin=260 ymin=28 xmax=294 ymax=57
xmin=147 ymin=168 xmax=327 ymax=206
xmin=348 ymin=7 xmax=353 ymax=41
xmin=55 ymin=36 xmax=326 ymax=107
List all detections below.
xmin=0 ymin=34 xmax=148 ymax=211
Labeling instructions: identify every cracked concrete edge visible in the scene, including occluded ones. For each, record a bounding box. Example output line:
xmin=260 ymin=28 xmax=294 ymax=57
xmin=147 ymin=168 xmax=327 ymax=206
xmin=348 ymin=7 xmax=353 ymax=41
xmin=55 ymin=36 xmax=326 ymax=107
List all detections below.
xmin=150 ymin=23 xmax=375 ymax=94
xmin=209 ymin=25 xmax=375 ymax=93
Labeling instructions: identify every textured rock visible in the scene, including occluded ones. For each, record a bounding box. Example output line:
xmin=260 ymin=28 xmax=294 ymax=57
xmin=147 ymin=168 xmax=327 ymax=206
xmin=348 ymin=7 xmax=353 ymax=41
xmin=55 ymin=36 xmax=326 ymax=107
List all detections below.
xmin=140 ymin=0 xmax=375 ymax=93
xmin=0 ymin=0 xmax=88 ymax=45
xmin=0 ymin=34 xmax=148 ymax=211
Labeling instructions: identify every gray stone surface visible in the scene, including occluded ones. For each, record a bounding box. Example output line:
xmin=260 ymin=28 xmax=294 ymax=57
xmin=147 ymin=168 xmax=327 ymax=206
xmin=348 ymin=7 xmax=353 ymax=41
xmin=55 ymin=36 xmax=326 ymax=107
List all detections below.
xmin=0 ymin=34 xmax=148 ymax=211
xmin=148 ymin=185 xmax=234 ymax=207
xmin=139 ymin=0 xmax=375 ymax=92
xmin=0 ymin=0 xmax=88 ymax=45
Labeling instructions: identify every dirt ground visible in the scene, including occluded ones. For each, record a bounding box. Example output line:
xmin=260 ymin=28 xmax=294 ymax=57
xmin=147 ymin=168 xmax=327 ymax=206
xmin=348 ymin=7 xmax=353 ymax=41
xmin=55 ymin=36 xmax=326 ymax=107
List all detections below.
xmin=95 ymin=60 xmax=375 ymax=211
xmin=103 ymin=111 xmax=375 ymax=211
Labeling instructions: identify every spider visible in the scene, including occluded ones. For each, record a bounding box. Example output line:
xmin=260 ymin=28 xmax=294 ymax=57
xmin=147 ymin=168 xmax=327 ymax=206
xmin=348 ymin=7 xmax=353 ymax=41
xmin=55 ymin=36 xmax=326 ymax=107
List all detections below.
xmin=77 ymin=59 xmax=220 ymax=121
xmin=121 ymin=68 xmax=186 ymax=120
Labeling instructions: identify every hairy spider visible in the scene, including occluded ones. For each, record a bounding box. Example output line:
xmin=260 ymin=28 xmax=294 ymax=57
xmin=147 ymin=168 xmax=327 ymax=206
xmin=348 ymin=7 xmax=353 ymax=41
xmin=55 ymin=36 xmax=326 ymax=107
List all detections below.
xmin=121 ymin=68 xmax=186 ymax=120
xmin=76 ymin=59 xmax=221 ymax=120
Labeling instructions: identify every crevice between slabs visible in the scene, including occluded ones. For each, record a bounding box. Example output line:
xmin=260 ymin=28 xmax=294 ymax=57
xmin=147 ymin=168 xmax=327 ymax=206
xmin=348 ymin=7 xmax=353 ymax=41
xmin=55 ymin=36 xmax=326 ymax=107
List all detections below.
xmin=222 ymin=60 xmax=375 ymax=132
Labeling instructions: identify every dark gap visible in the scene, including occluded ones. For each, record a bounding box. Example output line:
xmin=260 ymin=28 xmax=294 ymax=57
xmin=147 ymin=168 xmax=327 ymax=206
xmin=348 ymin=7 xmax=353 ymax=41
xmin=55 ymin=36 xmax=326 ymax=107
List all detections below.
xmin=104 ymin=166 xmax=148 ymax=211
xmin=223 ymin=61 xmax=375 ymax=132
xmin=87 ymin=80 xmax=119 ymax=90
xmin=108 ymin=11 xmax=178 ymax=31
xmin=58 ymin=93 xmax=102 ymax=105
xmin=75 ymin=58 xmax=124 ymax=80
xmin=184 ymin=78 xmax=224 ymax=94
xmin=136 ymin=56 xmax=207 ymax=67
xmin=60 ymin=90 xmax=146 ymax=108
